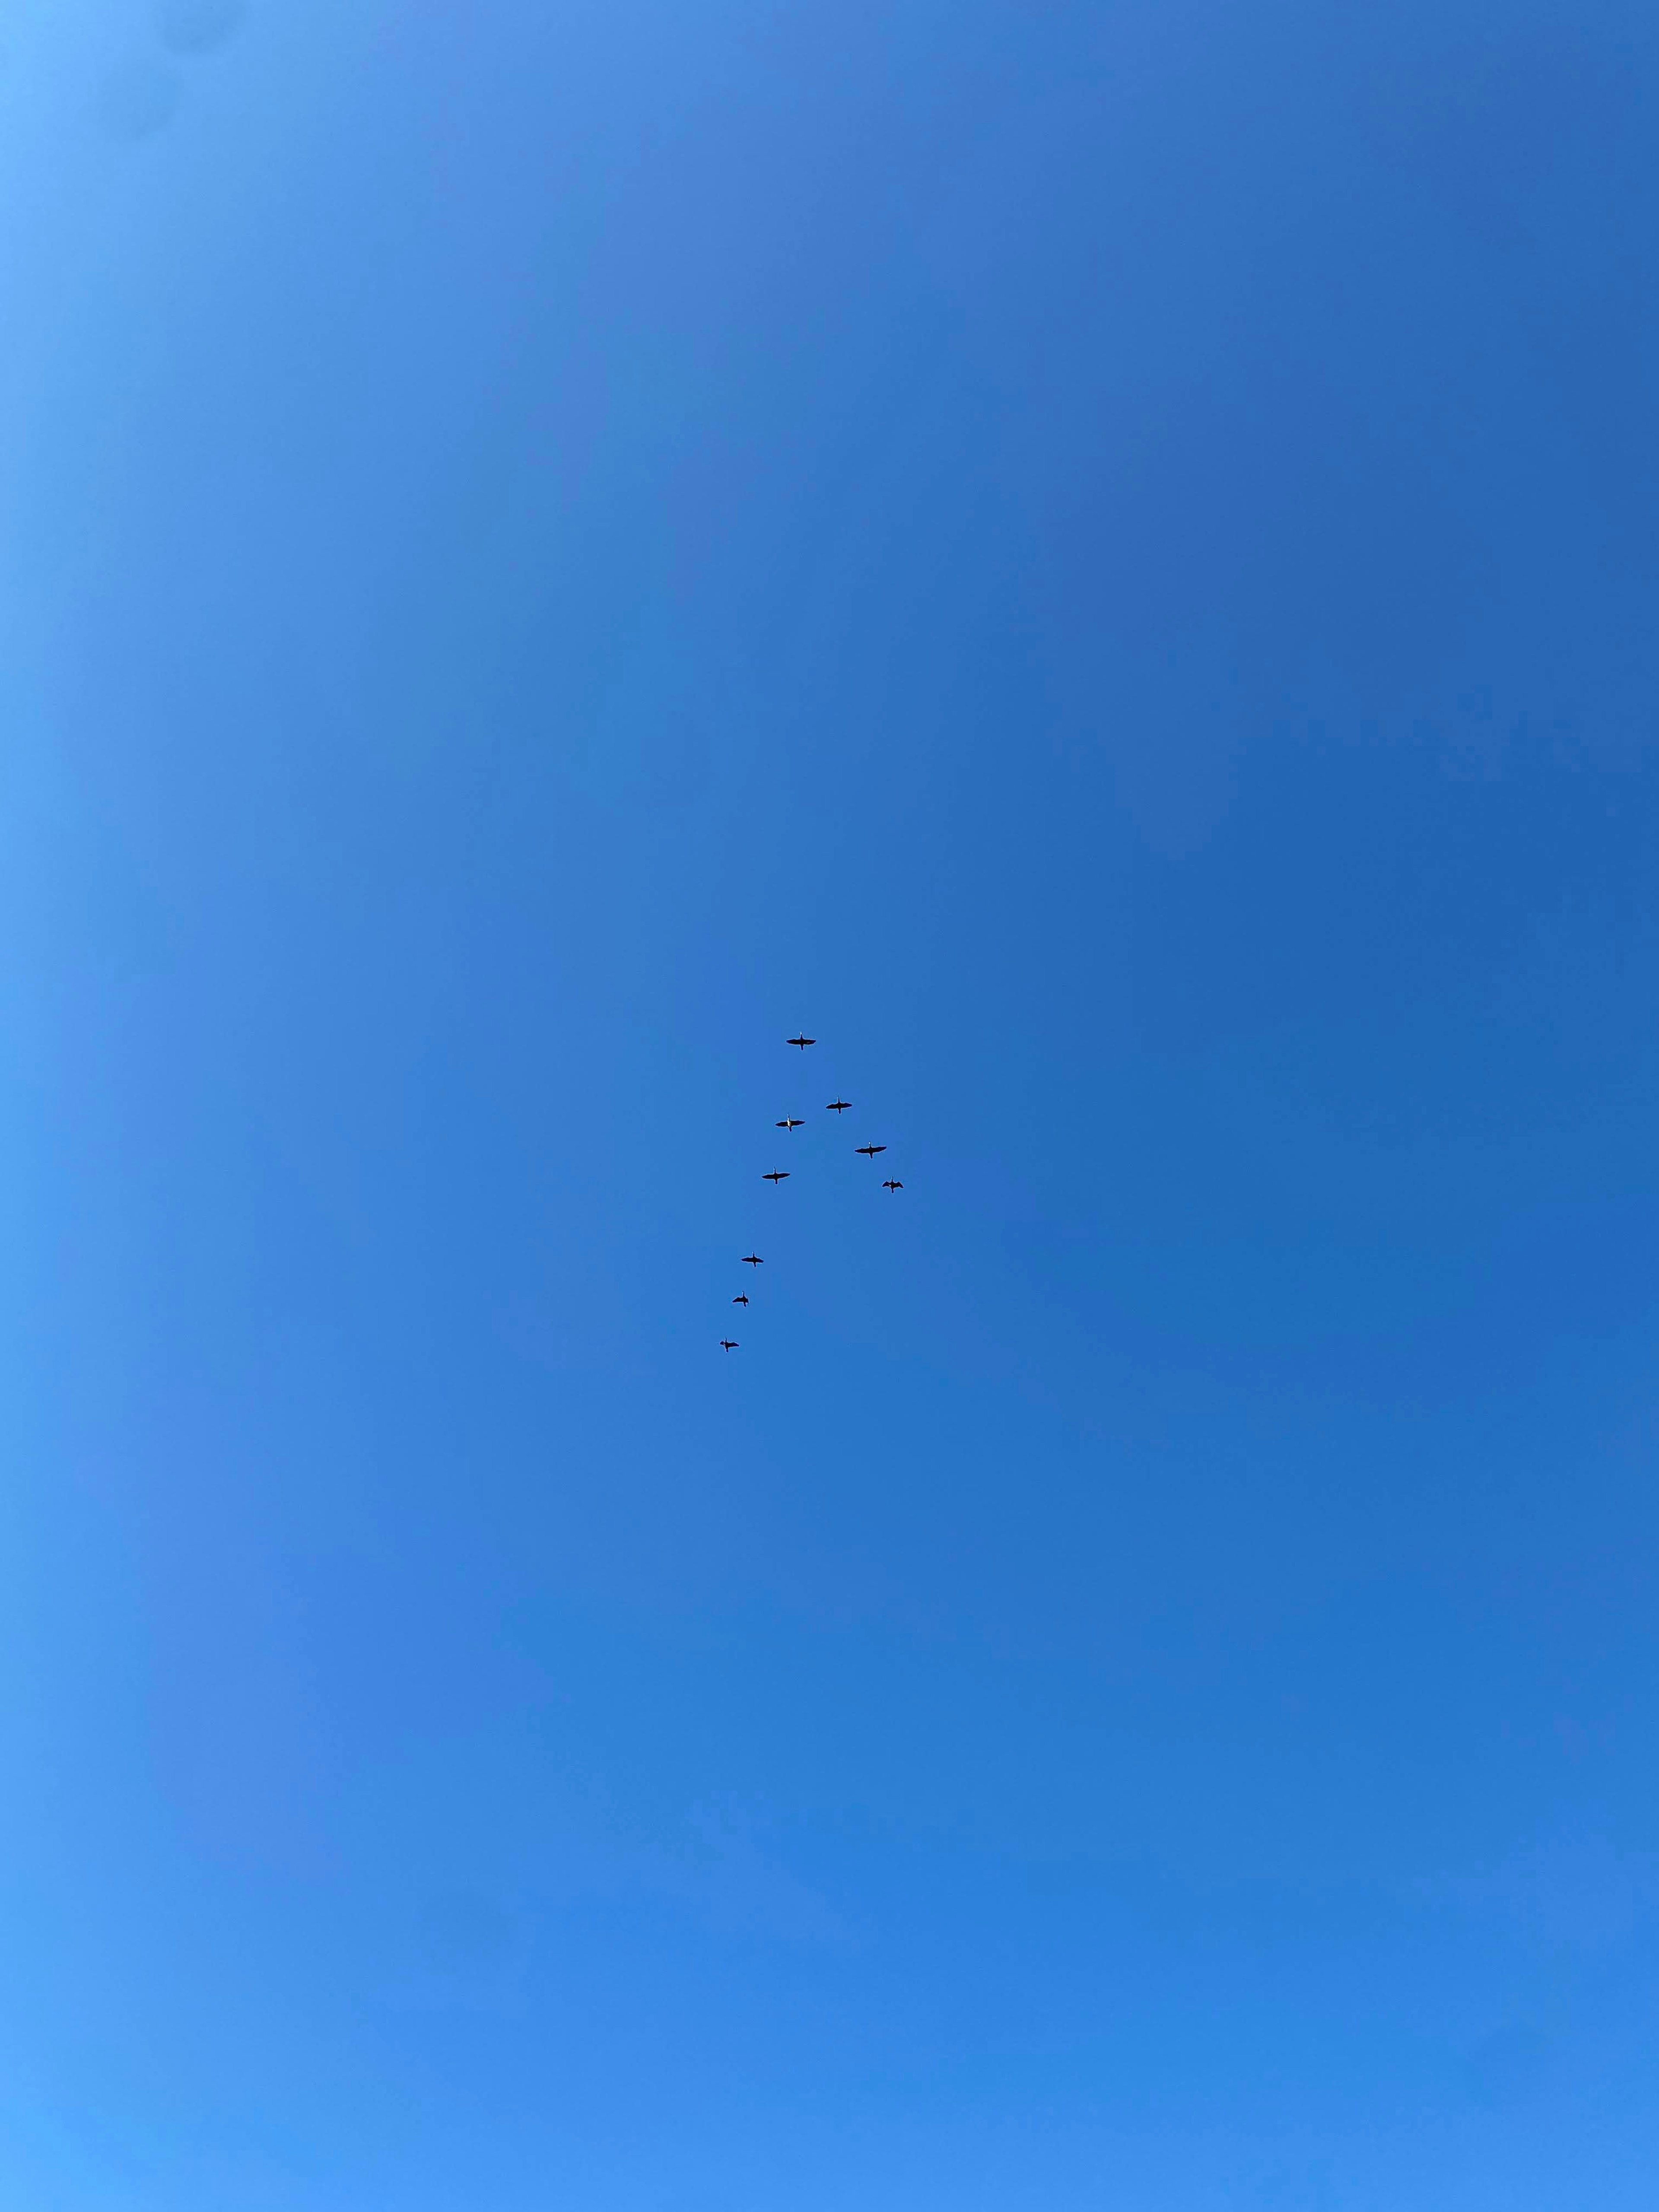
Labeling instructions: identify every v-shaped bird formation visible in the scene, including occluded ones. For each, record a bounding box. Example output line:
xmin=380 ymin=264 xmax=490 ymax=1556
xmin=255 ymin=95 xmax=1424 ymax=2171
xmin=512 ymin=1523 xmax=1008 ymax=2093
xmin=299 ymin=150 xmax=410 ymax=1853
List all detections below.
xmin=718 ymin=1030 xmax=906 ymax=1352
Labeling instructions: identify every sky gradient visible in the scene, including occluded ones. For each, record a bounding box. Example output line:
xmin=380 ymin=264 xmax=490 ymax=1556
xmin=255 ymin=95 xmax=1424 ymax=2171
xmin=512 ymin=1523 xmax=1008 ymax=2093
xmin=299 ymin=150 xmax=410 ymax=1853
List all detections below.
xmin=5 ymin=2 xmax=1659 ymax=2206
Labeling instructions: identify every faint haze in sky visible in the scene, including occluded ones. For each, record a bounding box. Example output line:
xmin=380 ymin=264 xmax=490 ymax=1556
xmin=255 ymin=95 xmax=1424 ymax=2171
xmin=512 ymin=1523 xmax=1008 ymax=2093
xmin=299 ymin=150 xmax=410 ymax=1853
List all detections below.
xmin=3 ymin=2 xmax=1659 ymax=2207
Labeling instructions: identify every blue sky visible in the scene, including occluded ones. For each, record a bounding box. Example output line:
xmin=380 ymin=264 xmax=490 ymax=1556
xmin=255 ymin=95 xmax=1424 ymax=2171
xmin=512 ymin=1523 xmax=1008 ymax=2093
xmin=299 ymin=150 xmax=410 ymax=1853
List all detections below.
xmin=5 ymin=1 xmax=1659 ymax=2205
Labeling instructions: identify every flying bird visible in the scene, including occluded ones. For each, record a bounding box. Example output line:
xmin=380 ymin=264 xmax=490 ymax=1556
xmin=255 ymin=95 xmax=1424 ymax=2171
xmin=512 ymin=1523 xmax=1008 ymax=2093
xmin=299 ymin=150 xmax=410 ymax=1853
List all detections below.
xmin=882 ymin=1178 xmax=904 ymax=1192
xmin=732 ymin=1293 xmax=750 ymax=1305
xmin=855 ymin=1144 xmax=887 ymax=1160
xmin=763 ymin=1170 xmax=790 ymax=1184
xmin=720 ymin=1338 xmax=739 ymax=1351
xmin=741 ymin=1252 xmax=764 ymax=1266
xmin=787 ymin=1033 xmax=816 ymax=1050
xmin=775 ymin=1116 xmax=804 ymax=1131
xmin=826 ymin=1098 xmax=851 ymax=1113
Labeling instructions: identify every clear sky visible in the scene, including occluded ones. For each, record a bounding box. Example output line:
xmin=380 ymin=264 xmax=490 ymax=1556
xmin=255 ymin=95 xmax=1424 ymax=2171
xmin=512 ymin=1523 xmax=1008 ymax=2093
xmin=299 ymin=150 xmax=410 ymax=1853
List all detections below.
xmin=5 ymin=2 xmax=1659 ymax=2206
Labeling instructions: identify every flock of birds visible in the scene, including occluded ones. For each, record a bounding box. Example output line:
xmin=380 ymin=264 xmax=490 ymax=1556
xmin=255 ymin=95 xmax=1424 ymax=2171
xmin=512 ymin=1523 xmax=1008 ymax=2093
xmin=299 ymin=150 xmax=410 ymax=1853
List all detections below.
xmin=719 ymin=1032 xmax=903 ymax=1351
